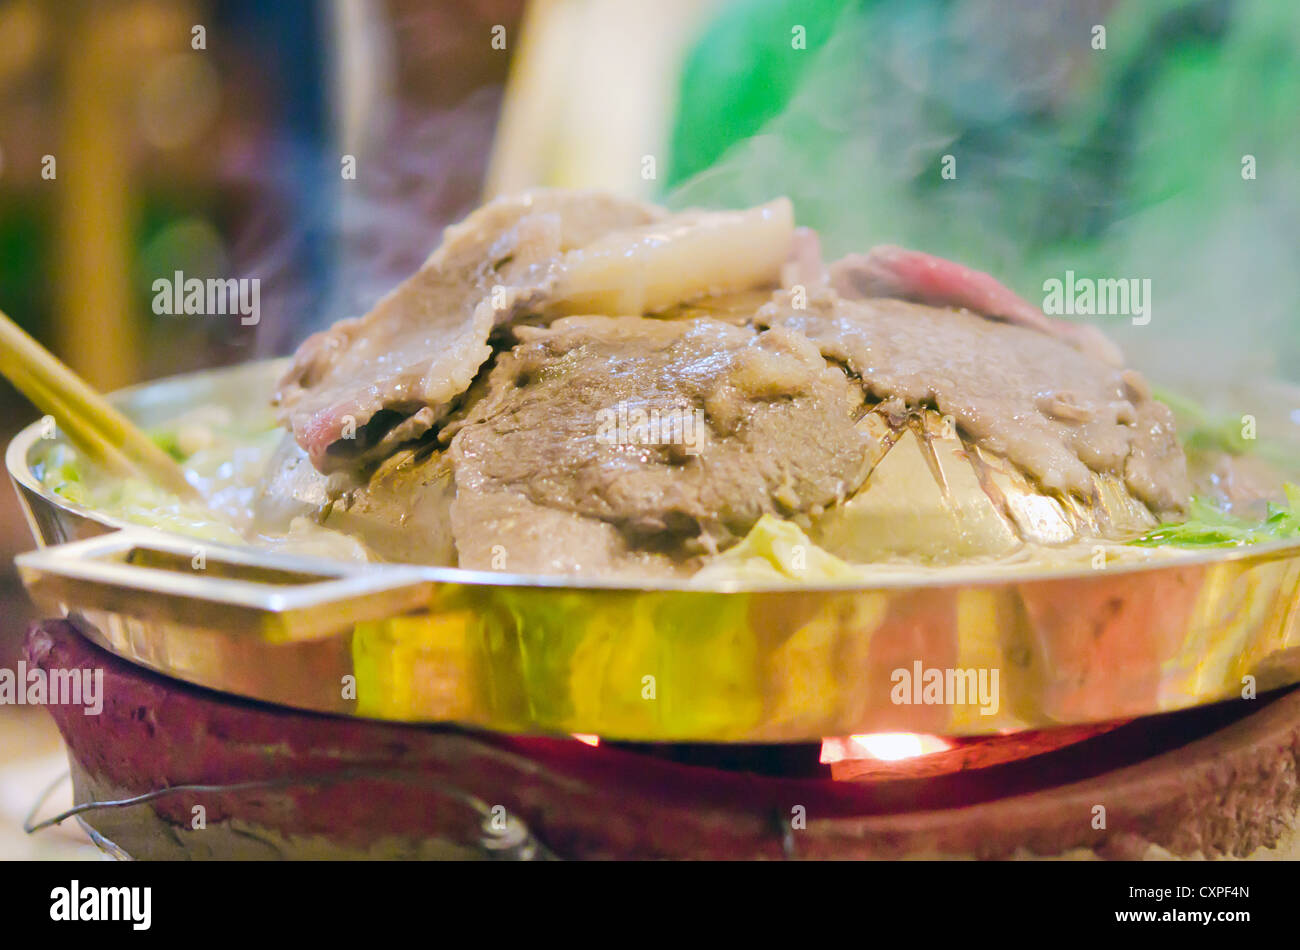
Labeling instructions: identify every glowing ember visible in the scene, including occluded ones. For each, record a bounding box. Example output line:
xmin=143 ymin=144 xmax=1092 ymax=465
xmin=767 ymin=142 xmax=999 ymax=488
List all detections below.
xmin=820 ymin=733 xmax=951 ymax=764
xmin=571 ymin=734 xmax=601 ymax=747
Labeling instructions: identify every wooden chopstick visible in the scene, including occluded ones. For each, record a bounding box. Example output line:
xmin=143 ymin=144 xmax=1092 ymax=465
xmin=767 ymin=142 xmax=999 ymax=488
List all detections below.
xmin=0 ymin=307 xmax=199 ymax=499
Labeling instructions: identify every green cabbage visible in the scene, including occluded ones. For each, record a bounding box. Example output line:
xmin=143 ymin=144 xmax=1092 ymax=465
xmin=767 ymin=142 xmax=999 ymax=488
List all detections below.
xmin=1131 ymin=484 xmax=1300 ymax=548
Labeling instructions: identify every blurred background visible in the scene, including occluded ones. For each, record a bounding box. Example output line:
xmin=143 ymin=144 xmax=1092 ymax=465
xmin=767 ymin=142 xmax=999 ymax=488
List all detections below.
xmin=0 ymin=0 xmax=1296 ymax=855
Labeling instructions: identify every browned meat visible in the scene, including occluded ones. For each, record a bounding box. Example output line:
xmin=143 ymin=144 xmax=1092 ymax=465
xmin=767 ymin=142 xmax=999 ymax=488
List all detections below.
xmin=444 ymin=315 xmax=874 ymax=573
xmin=274 ymin=190 xmax=661 ymax=473
xmin=264 ymin=188 xmax=1193 ymax=576
xmin=828 ymin=245 xmax=1125 ymax=366
xmin=756 ymin=288 xmax=1189 ymax=516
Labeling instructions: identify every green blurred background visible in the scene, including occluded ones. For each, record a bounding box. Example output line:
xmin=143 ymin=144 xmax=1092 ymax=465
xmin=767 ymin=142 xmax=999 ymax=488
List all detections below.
xmin=665 ymin=0 xmax=1300 ymax=389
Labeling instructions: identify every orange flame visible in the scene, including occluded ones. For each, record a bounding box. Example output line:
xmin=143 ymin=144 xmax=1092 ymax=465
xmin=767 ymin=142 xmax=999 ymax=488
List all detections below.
xmin=820 ymin=733 xmax=951 ymax=764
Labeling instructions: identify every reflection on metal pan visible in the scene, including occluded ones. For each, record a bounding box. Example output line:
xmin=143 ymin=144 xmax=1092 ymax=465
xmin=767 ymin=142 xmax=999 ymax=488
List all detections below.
xmin=9 ymin=361 xmax=1300 ymax=741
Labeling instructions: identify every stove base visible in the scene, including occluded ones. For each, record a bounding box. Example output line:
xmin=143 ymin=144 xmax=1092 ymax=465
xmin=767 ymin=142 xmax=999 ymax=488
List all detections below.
xmin=26 ymin=621 xmax=1300 ymax=860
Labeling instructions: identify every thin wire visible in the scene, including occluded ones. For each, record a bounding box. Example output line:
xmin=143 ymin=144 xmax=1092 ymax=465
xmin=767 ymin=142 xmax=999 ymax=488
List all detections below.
xmin=24 ymin=770 xmax=73 ymax=834
xmin=24 ymin=765 xmax=504 ymax=838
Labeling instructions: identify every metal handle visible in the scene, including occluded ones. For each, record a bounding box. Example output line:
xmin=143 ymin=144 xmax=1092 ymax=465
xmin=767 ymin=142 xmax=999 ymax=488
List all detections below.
xmin=15 ymin=528 xmax=436 ymax=641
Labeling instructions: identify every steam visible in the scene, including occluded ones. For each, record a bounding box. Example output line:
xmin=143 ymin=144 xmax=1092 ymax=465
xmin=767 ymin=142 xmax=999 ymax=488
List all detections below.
xmin=665 ymin=0 xmax=1300 ymax=394
xmin=241 ymin=87 xmax=504 ymax=357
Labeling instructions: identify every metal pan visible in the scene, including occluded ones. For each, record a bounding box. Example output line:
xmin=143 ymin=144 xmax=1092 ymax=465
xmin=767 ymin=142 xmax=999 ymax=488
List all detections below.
xmin=9 ymin=360 xmax=1300 ymax=741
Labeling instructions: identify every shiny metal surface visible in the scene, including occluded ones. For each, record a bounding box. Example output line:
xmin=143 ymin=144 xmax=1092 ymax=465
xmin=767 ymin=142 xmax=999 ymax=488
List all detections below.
xmin=9 ymin=360 xmax=1300 ymax=741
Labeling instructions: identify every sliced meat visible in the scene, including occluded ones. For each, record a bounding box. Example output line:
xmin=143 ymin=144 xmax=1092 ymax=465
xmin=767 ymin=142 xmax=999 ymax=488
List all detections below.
xmin=276 ymin=193 xmax=796 ymax=475
xmin=828 ymin=245 xmax=1125 ymax=366
xmin=275 ymin=190 xmax=662 ymax=473
xmin=548 ymin=198 xmax=794 ymax=316
xmin=756 ymin=289 xmax=1189 ymax=516
xmin=445 ymin=315 xmax=874 ymax=573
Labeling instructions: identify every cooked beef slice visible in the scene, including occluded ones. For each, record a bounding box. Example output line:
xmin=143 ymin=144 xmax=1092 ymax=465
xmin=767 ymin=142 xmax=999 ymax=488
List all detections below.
xmin=828 ymin=246 xmax=1125 ymax=367
xmin=274 ymin=192 xmax=798 ymax=477
xmin=274 ymin=190 xmax=661 ymax=473
xmin=445 ymin=315 xmax=874 ymax=572
xmin=756 ymin=288 xmax=1190 ymax=516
